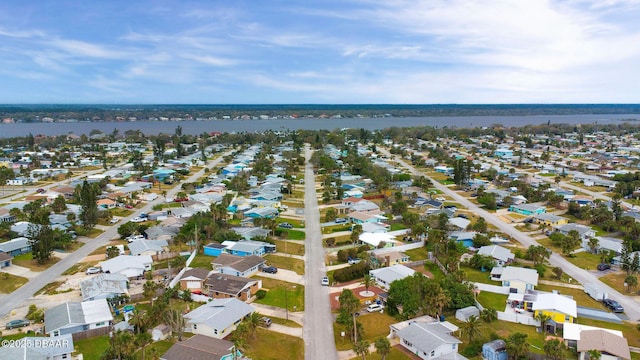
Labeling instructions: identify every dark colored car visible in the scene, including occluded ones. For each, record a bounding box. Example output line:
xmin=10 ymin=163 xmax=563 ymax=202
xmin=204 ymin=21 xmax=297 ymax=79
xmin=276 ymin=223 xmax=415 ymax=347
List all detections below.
xmin=36 ymin=188 xmax=45 ymax=193
xmin=457 ymin=214 xmax=469 ymax=219
xmin=334 ymin=218 xmax=347 ymax=223
xmin=603 ymin=298 xmax=624 ymax=313
xmin=262 ymin=266 xmax=278 ymax=274
xmin=6 ymin=319 xmax=29 ymax=330
xmin=597 ymin=263 xmax=611 ymax=271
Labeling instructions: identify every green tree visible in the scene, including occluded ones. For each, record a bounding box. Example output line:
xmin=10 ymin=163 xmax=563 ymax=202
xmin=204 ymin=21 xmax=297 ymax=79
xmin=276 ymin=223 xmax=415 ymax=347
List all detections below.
xmin=527 ymin=245 xmax=551 ymax=266
xmin=338 ymin=289 xmax=361 ymax=342
xmin=350 ymin=224 xmax=363 ymax=247
xmin=325 ymin=208 xmax=337 ymax=222
xmin=375 ymin=337 xmax=391 ymax=360
xmin=27 ymin=224 xmax=54 ymax=264
xmin=51 ymin=195 xmax=67 ymax=213
xmin=586 ymin=349 xmax=601 ymax=360
xmin=106 ymin=246 xmax=121 ymax=259
xmin=102 ymin=329 xmax=136 ymax=360
xmin=625 ymin=275 xmax=638 ymax=293
xmin=460 ymin=315 xmax=482 ymax=343
xmin=561 ymin=230 xmax=581 ymax=256
xmin=535 ymin=312 xmax=552 ymax=337
xmin=506 ymin=332 xmax=530 ymax=360
xmin=143 ymin=281 xmax=159 ymax=306
xmin=587 ymin=238 xmax=600 ymax=254
xmin=78 ymin=180 xmax=99 ymax=230
xmin=543 ymin=339 xmax=567 ymax=360
xmin=353 ymin=340 xmax=370 ymax=360
xmin=164 ymin=308 xmax=186 ymax=341
xmin=361 ymin=274 xmax=374 ymax=294
xmin=480 ymin=308 xmax=497 ymax=323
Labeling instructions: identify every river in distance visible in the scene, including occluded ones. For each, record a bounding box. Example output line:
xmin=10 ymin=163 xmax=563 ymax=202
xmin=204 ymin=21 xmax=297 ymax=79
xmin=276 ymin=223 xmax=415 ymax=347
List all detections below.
xmin=0 ymin=113 xmax=639 ymax=137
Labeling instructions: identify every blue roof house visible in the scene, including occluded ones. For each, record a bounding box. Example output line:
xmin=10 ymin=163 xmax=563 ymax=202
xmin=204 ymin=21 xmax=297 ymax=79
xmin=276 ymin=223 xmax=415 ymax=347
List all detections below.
xmin=483 ymin=340 xmax=508 ymax=360
xmin=204 ymin=243 xmax=227 ymax=257
xmin=494 ymin=148 xmax=513 ymax=159
xmin=509 ymin=204 xmax=546 ymax=216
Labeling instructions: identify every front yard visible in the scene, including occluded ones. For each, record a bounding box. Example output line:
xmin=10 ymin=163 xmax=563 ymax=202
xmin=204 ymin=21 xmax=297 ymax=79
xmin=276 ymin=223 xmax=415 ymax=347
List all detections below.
xmin=0 ymin=272 xmax=29 ymax=293
xmin=253 ymin=277 xmax=304 ymax=311
xmin=264 ymin=254 xmax=305 ymax=275
xmin=333 ymin=312 xmax=397 ymax=351
xmin=273 ymin=240 xmax=305 ymax=256
xmin=242 ymin=328 xmax=304 ymax=360
xmin=12 ymin=252 xmax=60 ymax=271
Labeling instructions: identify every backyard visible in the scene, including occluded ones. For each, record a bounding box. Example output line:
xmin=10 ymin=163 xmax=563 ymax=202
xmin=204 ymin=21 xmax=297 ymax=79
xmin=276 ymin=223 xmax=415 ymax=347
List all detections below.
xmin=253 ymin=277 xmax=304 ymax=311
xmin=333 ymin=312 xmax=398 ymax=351
xmin=273 ymin=239 xmax=305 ymax=256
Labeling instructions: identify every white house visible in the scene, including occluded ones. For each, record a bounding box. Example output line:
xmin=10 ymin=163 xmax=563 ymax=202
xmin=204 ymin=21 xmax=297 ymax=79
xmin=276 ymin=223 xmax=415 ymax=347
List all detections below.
xmin=369 ymin=264 xmax=416 ymax=290
xmin=80 ymin=273 xmax=129 ymax=301
xmin=184 ymin=298 xmax=254 ymax=339
xmin=394 ymin=321 xmax=464 ymax=360
xmin=477 ymin=245 xmax=515 ymax=266
xmin=44 ymin=299 xmax=113 ymax=337
xmin=491 ymin=266 xmax=539 ymax=293
xmin=99 ymin=255 xmax=153 ymax=278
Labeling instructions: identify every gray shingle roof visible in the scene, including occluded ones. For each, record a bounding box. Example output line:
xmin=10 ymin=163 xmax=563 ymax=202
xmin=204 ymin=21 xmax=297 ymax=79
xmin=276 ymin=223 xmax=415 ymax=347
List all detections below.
xmin=184 ymin=298 xmax=254 ymax=331
xmin=205 ymin=273 xmax=258 ymax=296
xmin=161 ymin=334 xmax=234 ymax=360
xmin=397 ymin=322 xmax=461 ymax=355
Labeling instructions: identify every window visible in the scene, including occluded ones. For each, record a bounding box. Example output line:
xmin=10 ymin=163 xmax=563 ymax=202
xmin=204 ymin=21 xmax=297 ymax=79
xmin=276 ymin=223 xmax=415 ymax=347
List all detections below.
xmin=431 ymin=350 xmax=435 ymax=357
xmin=95 ymin=322 xmax=104 ymax=326
xmin=194 ymin=324 xmax=198 ymax=330
xmin=213 ymin=328 xmax=217 ymax=334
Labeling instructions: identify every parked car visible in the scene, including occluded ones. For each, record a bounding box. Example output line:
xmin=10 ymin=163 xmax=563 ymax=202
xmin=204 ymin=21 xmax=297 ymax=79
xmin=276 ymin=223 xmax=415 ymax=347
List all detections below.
xmin=321 ymin=276 xmax=330 ymax=286
xmin=603 ymin=298 xmax=624 ymax=313
xmin=131 ymin=217 xmax=144 ymax=223
xmin=262 ymin=266 xmax=278 ymax=274
xmin=367 ymin=304 xmax=384 ymax=313
xmin=125 ymin=205 xmax=133 ymax=209
xmin=110 ymin=217 xmax=119 ymax=224
xmin=334 ymin=218 xmax=347 ymax=224
xmin=457 ymin=213 xmax=468 ymax=219
xmin=6 ymin=319 xmax=30 ymax=329
xmin=126 ymin=235 xmax=145 ymax=243
xmin=597 ymin=263 xmax=611 ymax=271
xmin=260 ymin=317 xmax=272 ymax=327
xmin=36 ymin=188 xmax=45 ymax=193
xmin=86 ymin=267 xmax=102 ymax=275
xmin=348 ymin=257 xmax=361 ymax=265
xmin=278 ymin=222 xmax=293 ymax=229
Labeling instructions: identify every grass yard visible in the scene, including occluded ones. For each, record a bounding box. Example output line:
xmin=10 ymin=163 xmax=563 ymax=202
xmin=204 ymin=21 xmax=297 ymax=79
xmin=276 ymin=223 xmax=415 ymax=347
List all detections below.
xmin=564 ymin=251 xmax=602 ymax=271
xmin=62 ymin=261 xmax=101 ymax=275
xmin=476 ymin=292 xmax=508 ymax=310
xmin=405 ymin=247 xmax=429 ymax=261
xmin=276 ymin=217 xmax=304 ymax=228
xmin=462 ymin=266 xmax=497 ymax=284
xmin=280 ymin=229 xmax=306 ymax=240
xmin=243 ymin=328 xmax=304 ymax=360
xmin=188 ymin=253 xmax=213 ymax=269
xmin=268 ymin=315 xmax=303 ymax=328
xmin=111 ymin=208 xmax=133 ymax=217
xmin=74 ymin=335 xmax=111 ymax=359
xmin=86 ymin=228 xmax=104 ymax=238
xmin=333 ymin=312 xmax=398 ymax=351
xmin=599 ymin=271 xmax=634 ymax=294
xmin=575 ymin=317 xmax=640 ymax=347
xmin=0 ymin=273 xmax=28 ymax=293
xmin=389 ymin=223 xmax=407 ymax=231
xmin=134 ymin=340 xmax=174 ymax=360
xmin=364 ymin=347 xmax=419 ymax=360
xmin=264 ymin=254 xmax=305 ymax=275
xmin=274 ymin=240 xmax=305 ymax=256
xmin=12 ymin=252 xmax=60 ymax=271
xmin=253 ymin=277 xmax=304 ymax=311
xmin=424 ymin=262 xmax=446 ymax=280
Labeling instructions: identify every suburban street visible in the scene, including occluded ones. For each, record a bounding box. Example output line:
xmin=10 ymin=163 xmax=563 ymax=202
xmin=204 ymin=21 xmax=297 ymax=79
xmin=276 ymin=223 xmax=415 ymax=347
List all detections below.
xmin=378 ymin=148 xmax=640 ymax=322
xmin=303 ymin=144 xmax=339 ymax=360
xmin=0 ymin=151 xmax=232 ymax=319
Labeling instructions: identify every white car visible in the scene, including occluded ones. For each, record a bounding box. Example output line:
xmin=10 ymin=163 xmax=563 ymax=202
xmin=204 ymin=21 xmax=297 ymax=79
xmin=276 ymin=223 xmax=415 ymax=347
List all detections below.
xmin=126 ymin=235 xmax=145 ymax=243
xmin=367 ymin=303 xmax=384 ymax=313
xmin=86 ymin=267 xmax=101 ymax=275
xmin=110 ymin=218 xmax=119 ymax=224
xmin=321 ymin=276 xmax=330 ymax=286
xmin=131 ymin=217 xmax=144 ymax=223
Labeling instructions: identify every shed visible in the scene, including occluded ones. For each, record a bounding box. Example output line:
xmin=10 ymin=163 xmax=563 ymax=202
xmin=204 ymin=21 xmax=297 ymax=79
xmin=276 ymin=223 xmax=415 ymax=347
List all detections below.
xmin=482 ymin=339 xmax=508 ymax=360
xmin=152 ymin=324 xmax=171 ymax=341
xmin=455 ymin=306 xmax=480 ymax=322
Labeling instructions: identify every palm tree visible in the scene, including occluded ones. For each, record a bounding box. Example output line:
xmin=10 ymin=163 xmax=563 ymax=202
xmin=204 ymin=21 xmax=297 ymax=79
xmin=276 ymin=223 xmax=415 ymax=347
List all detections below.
xmin=339 ymin=289 xmax=361 ymax=342
xmin=361 ymin=274 xmax=374 ymax=294
xmin=625 ymin=275 xmax=638 ymax=293
xmin=129 ymin=309 xmax=148 ymax=335
xmin=506 ymin=332 xmax=529 ymax=360
xmin=587 ymin=349 xmax=602 ymax=360
xmin=164 ymin=309 xmax=186 ymax=341
xmin=245 ymin=312 xmax=262 ymax=339
xmin=460 ymin=315 xmax=482 ymax=343
xmin=543 ymin=339 xmax=566 ymax=360
xmin=535 ymin=312 xmax=552 ymax=336
xmin=136 ymin=332 xmax=153 ymax=360
xmin=588 ymin=237 xmax=600 ymax=254
xmin=480 ymin=308 xmax=498 ymax=323
xmin=353 ymin=340 xmax=370 ymax=360
xmin=375 ymin=337 xmax=391 ymax=360
xmin=143 ymin=281 xmax=158 ymax=306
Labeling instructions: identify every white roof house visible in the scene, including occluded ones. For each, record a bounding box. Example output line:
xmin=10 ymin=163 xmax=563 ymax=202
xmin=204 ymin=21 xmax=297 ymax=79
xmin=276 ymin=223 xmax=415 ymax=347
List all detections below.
xmin=44 ymin=299 xmax=113 ymax=337
xmin=80 ymin=273 xmax=129 ymax=301
xmin=184 ymin=298 xmax=254 ymax=339
xmin=531 ymin=292 xmax=577 ymax=318
xmin=359 ymin=232 xmax=399 ymax=248
xmin=491 ymin=266 xmax=539 ymax=293
xmin=99 ymin=255 xmax=153 ymax=278
xmin=563 ymin=323 xmax=623 ymax=342
xmin=477 ymin=245 xmax=515 ymax=265
xmin=127 ymin=239 xmax=168 ymax=256
xmin=369 ymin=264 xmax=416 ymax=290
xmin=395 ymin=321 xmax=465 ymax=360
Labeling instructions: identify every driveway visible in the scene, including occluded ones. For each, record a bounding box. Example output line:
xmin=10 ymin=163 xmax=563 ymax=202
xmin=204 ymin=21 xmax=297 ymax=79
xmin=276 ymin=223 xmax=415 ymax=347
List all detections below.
xmin=258 ymin=268 xmax=305 ymax=285
xmin=379 ymin=148 xmax=640 ymax=322
xmin=302 ymin=144 xmax=339 ymax=360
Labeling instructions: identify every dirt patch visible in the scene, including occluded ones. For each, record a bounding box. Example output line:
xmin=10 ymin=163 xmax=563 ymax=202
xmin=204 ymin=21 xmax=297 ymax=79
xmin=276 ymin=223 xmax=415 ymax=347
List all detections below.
xmin=411 ymin=266 xmax=434 ymax=278
xmin=82 ymin=254 xmax=106 ymax=263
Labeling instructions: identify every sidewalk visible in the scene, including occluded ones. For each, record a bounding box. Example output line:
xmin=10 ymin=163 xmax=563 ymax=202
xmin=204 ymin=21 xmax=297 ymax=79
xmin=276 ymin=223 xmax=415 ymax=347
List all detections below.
xmin=251 ymin=303 xmax=304 ymax=326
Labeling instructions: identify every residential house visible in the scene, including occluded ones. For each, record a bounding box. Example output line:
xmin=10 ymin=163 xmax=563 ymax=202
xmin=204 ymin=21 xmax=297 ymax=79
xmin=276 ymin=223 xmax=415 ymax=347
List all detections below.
xmin=0 ymin=252 xmax=13 ymax=268
xmin=533 ymin=213 xmax=569 ymax=227
xmin=577 ymin=330 xmax=631 ymax=360
xmin=553 ymin=223 xmax=596 ymax=241
xmin=44 ymin=299 xmax=113 ymax=337
xmin=211 ymin=254 xmax=266 ymax=278
xmin=373 ymin=250 xmax=410 ymax=267
xmin=449 ymin=231 xmax=478 ymax=248
xmin=369 ymin=264 xmax=416 ymax=290
xmin=0 ymin=237 xmax=32 ymax=256
xmin=127 ymin=239 xmax=168 ymax=256
xmin=394 ymin=321 xmax=464 ymax=360
xmin=494 ymin=148 xmax=513 ymax=159
xmin=0 ymin=334 xmax=74 ymax=360
xmin=230 ymin=227 xmax=271 ymax=241
xmin=184 ymin=298 xmax=254 ymax=339
xmin=97 ymin=198 xmax=117 ymax=209
xmin=222 ymin=239 xmax=276 ymax=257
xmin=160 ymin=334 xmax=239 ymax=360
xmin=80 ymin=273 xmax=129 ymax=301
xmin=180 ymin=268 xmax=212 ymax=292
xmin=490 ymin=266 xmax=539 ymax=293
xmin=509 ymin=204 xmax=546 ymax=216
xmin=359 ymin=232 xmax=399 ymax=248
xmin=205 ymin=273 xmax=262 ymax=301
xmin=204 ymin=243 xmax=227 ymax=257
xmin=244 ymin=207 xmax=278 ymax=219
xmin=448 ymin=217 xmax=471 ymax=230
xmin=590 ymin=237 xmax=623 ymax=255
xmin=348 ymin=211 xmax=387 ymax=224
xmin=361 ymin=222 xmax=390 ymax=233
xmin=99 ymin=255 xmax=153 ymax=278
xmin=477 ymin=245 xmax=515 ymax=266
xmin=562 ymin=323 xmax=624 ymax=349
xmin=529 ymin=292 xmax=577 ymax=325
xmin=0 ymin=208 xmax=16 ymax=223
xmin=482 ymin=340 xmax=508 ymax=360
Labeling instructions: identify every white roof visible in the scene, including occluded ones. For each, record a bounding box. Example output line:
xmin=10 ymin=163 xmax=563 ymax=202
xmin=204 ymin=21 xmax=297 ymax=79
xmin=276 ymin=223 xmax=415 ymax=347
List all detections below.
xmin=81 ymin=299 xmax=114 ymax=325
xmin=498 ymin=266 xmax=539 ymax=285
xmin=448 ymin=217 xmax=471 ymax=229
xmin=99 ymin=255 xmax=152 ymax=277
xmin=563 ymin=323 xmax=623 ymax=341
xmin=531 ymin=292 xmax=577 ymax=318
xmin=184 ymin=298 xmax=254 ymax=330
xmin=370 ymin=264 xmax=416 ymax=285
xmin=477 ymin=245 xmax=515 ymax=262
xmin=359 ymin=232 xmax=398 ymax=247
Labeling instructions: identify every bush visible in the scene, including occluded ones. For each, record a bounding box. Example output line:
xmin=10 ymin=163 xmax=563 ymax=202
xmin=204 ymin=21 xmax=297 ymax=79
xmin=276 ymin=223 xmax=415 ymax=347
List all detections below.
xmin=535 ymin=264 xmax=547 ymax=278
xmin=333 ymin=262 xmax=370 ymax=283
xmin=460 ymin=341 xmax=483 ymax=357
xmin=255 ymin=290 xmax=267 ymax=300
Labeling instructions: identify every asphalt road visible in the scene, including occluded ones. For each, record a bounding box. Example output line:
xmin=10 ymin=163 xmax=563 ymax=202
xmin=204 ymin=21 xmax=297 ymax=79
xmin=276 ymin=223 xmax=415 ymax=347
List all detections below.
xmin=379 ymin=148 xmax=640 ymax=322
xmin=0 ymin=151 xmax=232 ymax=319
xmin=303 ymin=144 xmax=339 ymax=360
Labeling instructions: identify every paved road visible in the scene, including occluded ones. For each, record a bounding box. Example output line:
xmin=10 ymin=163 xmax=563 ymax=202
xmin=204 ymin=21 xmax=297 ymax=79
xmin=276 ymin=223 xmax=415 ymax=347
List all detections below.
xmin=303 ymin=144 xmax=339 ymax=360
xmin=0 ymin=151 xmax=232 ymax=319
xmin=379 ymin=148 xmax=640 ymax=322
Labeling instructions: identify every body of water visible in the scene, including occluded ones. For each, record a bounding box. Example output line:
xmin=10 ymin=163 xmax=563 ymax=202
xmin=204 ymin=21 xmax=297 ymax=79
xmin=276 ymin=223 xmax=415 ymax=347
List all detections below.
xmin=1 ymin=113 xmax=639 ymax=137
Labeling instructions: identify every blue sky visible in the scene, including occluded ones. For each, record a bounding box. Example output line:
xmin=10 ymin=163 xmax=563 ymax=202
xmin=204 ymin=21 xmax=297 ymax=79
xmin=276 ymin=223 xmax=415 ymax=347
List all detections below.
xmin=1 ymin=0 xmax=640 ymax=104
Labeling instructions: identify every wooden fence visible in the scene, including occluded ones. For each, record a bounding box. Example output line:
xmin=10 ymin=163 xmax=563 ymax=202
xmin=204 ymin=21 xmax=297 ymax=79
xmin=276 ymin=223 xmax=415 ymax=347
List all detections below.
xmin=71 ymin=326 xmax=111 ymax=341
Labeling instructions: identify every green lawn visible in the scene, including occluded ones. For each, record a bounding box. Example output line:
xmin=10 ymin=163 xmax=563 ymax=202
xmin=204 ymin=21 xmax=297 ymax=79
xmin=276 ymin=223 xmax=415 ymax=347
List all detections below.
xmin=461 ymin=266 xmax=496 ymax=284
xmin=274 ymin=240 xmax=305 ymax=256
xmin=405 ymin=247 xmax=428 ymax=261
xmin=253 ymin=277 xmax=304 ymax=311
xmin=264 ymin=254 xmax=305 ymax=275
xmin=188 ymin=253 xmax=212 ymax=269
xmin=135 ymin=340 xmax=174 ymax=360
xmin=564 ymin=251 xmax=602 ymax=271
xmin=598 ymin=271 xmax=631 ymax=294
xmin=477 ymin=292 xmax=507 ymax=311
xmin=280 ymin=229 xmax=306 ymax=240
xmin=243 ymin=328 xmax=304 ymax=360
xmin=389 ymin=223 xmax=407 ymax=231
xmin=12 ymin=252 xmax=60 ymax=271
xmin=268 ymin=315 xmax=303 ymax=328
xmin=0 ymin=273 xmax=29 ymax=293
xmin=74 ymin=335 xmax=111 ymax=359
xmin=364 ymin=347 xmax=416 ymax=360
xmin=575 ymin=317 xmax=640 ymax=348
xmin=276 ymin=218 xmax=304 ymax=228
xmin=334 ymin=312 xmax=398 ymax=351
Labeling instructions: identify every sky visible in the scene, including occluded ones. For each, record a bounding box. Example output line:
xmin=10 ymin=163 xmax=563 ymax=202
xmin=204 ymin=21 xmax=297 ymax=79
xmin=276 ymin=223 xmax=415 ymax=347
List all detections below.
xmin=1 ymin=0 xmax=640 ymax=104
